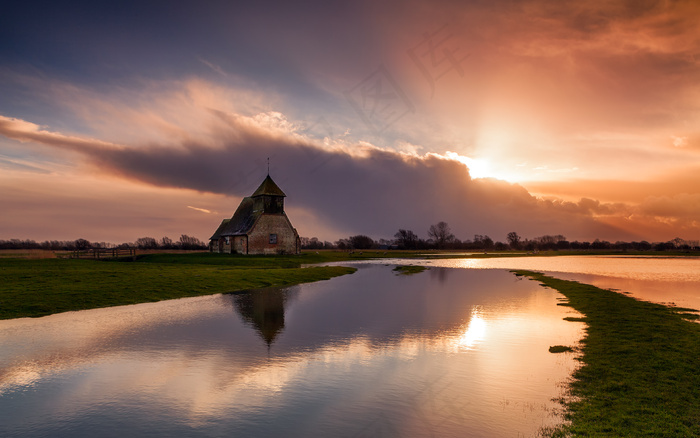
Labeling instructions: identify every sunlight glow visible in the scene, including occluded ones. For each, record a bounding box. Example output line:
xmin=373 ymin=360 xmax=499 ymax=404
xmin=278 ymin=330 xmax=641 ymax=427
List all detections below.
xmin=445 ymin=151 xmax=519 ymax=182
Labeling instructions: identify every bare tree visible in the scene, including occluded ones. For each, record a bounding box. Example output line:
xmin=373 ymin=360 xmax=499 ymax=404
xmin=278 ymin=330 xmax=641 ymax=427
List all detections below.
xmin=394 ymin=229 xmax=419 ymax=249
xmin=533 ymin=234 xmax=568 ymax=250
xmin=179 ymin=234 xmax=206 ymax=249
xmin=335 ymin=238 xmax=350 ymax=250
xmin=507 ymin=232 xmax=521 ymax=249
xmin=300 ymin=237 xmax=324 ymax=250
xmin=349 ymin=235 xmax=374 ymax=249
xmin=135 ymin=237 xmax=158 ymax=249
xmin=74 ymin=238 xmax=92 ymax=250
xmin=473 ymin=234 xmax=494 ymax=249
xmin=427 ymin=222 xmax=455 ymax=249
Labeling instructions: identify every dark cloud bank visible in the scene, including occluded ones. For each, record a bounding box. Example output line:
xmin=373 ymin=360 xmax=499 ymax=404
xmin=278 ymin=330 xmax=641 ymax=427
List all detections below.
xmin=51 ymin=117 xmax=628 ymax=242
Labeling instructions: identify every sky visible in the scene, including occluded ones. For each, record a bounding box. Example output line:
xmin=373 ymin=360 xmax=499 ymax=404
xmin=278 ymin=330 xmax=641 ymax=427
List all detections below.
xmin=1 ymin=0 xmax=699 ymax=244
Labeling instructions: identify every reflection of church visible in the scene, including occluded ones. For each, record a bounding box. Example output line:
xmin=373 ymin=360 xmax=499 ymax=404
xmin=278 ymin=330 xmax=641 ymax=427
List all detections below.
xmin=230 ymin=287 xmax=298 ymax=347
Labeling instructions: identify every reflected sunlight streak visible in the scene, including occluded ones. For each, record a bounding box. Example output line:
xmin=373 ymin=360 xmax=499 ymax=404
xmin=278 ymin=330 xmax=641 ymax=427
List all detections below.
xmin=455 ymin=308 xmax=487 ymax=350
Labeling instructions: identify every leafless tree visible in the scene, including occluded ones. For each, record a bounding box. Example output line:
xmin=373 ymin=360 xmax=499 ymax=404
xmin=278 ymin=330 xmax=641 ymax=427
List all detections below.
xmin=74 ymin=238 xmax=91 ymax=250
xmin=160 ymin=236 xmax=174 ymax=248
xmin=349 ymin=234 xmax=375 ymax=249
xmin=427 ymin=222 xmax=455 ymax=249
xmin=179 ymin=234 xmax=206 ymax=249
xmin=507 ymin=232 xmax=521 ymax=249
xmin=394 ymin=229 xmax=419 ymax=249
xmin=135 ymin=237 xmax=158 ymax=249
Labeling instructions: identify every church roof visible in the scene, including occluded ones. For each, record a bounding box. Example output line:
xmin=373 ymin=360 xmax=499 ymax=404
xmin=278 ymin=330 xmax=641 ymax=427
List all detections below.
xmin=217 ymin=196 xmax=261 ymax=236
xmin=251 ymin=175 xmax=286 ymax=197
xmin=209 ymin=218 xmax=231 ymax=240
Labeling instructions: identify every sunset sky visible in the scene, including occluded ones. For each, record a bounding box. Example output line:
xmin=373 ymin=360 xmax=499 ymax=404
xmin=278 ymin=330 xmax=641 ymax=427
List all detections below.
xmin=2 ymin=0 xmax=699 ymax=244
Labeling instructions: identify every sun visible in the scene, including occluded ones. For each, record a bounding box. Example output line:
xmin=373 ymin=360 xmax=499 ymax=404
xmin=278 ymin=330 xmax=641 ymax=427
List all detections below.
xmin=445 ymin=151 xmax=520 ymax=182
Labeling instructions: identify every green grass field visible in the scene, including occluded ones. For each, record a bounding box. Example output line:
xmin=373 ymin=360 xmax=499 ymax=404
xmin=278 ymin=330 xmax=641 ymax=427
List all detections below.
xmin=514 ymin=270 xmax=700 ymax=437
xmin=0 ymin=254 xmax=355 ymax=319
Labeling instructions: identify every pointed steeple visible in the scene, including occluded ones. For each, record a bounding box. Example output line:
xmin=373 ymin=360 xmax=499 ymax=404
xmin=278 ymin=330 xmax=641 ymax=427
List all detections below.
xmin=251 ymin=175 xmax=286 ymax=198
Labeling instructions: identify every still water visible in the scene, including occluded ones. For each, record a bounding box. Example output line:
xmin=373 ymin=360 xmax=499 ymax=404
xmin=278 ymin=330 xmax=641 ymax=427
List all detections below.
xmin=0 ymin=266 xmax=581 ymax=437
xmin=441 ymin=256 xmax=700 ymax=311
xmin=336 ymin=256 xmax=700 ymax=311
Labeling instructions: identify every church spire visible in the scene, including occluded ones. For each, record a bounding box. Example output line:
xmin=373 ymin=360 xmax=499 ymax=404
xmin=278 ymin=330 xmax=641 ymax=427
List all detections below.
xmin=251 ymin=174 xmax=286 ymax=198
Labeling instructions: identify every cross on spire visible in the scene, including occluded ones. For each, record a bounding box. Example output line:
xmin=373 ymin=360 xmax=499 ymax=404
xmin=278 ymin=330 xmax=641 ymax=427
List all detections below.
xmin=267 ymin=157 xmax=270 ymax=176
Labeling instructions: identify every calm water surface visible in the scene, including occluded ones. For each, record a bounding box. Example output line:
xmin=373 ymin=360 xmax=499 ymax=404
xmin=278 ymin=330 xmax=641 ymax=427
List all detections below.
xmin=336 ymin=256 xmax=700 ymax=311
xmin=0 ymin=266 xmax=581 ymax=437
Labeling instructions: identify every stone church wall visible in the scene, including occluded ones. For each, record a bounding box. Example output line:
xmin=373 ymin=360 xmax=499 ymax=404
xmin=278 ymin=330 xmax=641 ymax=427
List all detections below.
xmin=247 ymin=215 xmax=299 ymax=254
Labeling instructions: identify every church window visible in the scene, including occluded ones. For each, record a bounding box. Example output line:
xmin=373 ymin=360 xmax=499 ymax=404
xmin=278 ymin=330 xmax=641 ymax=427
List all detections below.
xmin=269 ymin=234 xmax=277 ymax=244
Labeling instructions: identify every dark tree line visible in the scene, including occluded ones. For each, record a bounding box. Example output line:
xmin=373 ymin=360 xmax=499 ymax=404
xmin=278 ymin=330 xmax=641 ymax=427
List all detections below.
xmin=0 ymin=235 xmax=207 ymax=251
xmin=301 ymin=222 xmax=700 ymax=252
xmin=299 ymin=237 xmax=335 ymax=250
xmin=134 ymin=235 xmax=207 ymax=250
xmin=6 ymin=225 xmax=697 ymax=253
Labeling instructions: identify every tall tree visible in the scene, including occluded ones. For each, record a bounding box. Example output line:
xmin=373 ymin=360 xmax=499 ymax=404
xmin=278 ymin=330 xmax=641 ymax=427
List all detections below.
xmin=179 ymin=234 xmax=206 ymax=249
xmin=394 ymin=229 xmax=419 ymax=249
xmin=74 ymin=238 xmax=91 ymax=250
xmin=428 ymin=222 xmax=455 ymax=249
xmin=507 ymin=232 xmax=521 ymax=249
xmin=348 ymin=234 xmax=374 ymax=249
xmin=135 ymin=237 xmax=158 ymax=249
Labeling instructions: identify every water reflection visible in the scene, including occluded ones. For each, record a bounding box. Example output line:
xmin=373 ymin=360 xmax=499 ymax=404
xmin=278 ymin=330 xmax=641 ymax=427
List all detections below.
xmin=429 ymin=264 xmax=450 ymax=283
xmin=334 ymin=256 xmax=700 ymax=311
xmin=228 ymin=287 xmax=298 ymax=347
xmin=455 ymin=307 xmax=487 ymax=349
xmin=0 ymin=266 xmax=581 ymax=437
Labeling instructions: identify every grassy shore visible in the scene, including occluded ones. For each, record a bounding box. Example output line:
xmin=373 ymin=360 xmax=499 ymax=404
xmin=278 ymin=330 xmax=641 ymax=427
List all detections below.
xmin=513 ymin=270 xmax=700 ymax=437
xmin=0 ymin=253 xmax=355 ymax=319
xmin=392 ymin=265 xmax=429 ymax=275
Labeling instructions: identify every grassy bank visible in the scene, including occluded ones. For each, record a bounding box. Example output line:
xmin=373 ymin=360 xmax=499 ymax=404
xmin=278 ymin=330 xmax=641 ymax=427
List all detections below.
xmin=392 ymin=265 xmax=429 ymax=275
xmin=513 ymin=270 xmax=700 ymax=437
xmin=0 ymin=255 xmax=355 ymax=319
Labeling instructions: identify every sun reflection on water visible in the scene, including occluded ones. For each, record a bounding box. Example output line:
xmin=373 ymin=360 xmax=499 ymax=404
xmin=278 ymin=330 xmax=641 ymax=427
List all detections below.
xmin=454 ymin=307 xmax=487 ymax=350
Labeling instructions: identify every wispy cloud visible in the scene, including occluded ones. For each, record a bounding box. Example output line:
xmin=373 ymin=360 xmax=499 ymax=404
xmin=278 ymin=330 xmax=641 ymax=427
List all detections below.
xmin=0 ymin=154 xmax=51 ymax=174
xmin=199 ymin=58 xmax=228 ymax=77
xmin=187 ymin=205 xmax=213 ymax=214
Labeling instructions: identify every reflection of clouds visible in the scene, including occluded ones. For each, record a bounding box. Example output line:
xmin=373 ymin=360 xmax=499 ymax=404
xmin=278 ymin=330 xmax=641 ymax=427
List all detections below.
xmin=160 ymin=304 xmax=572 ymax=426
xmin=0 ymin=367 xmax=41 ymax=392
xmin=0 ymin=266 xmax=584 ymax=437
xmin=439 ymin=256 xmax=700 ymax=283
xmin=0 ymin=311 xmax=500 ymax=420
xmin=0 ymin=295 xmax=236 ymax=394
xmin=108 ymin=333 xmax=477 ymax=421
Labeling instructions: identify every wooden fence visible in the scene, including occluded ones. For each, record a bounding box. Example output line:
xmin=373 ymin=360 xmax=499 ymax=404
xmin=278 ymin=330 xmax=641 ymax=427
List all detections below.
xmin=70 ymin=248 xmax=137 ymax=259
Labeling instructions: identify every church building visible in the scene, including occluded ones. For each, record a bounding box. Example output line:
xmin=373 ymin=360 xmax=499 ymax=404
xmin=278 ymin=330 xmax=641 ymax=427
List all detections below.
xmin=209 ymin=175 xmax=301 ymax=255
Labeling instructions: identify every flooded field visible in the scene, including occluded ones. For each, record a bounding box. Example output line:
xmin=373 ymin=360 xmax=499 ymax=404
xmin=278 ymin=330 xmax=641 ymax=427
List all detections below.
xmin=338 ymin=255 xmax=700 ymax=311
xmin=0 ymin=266 xmax=581 ymax=437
